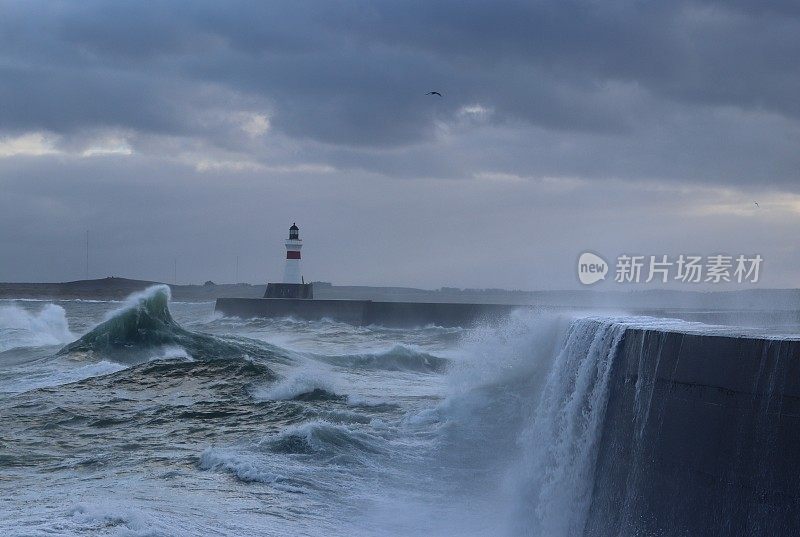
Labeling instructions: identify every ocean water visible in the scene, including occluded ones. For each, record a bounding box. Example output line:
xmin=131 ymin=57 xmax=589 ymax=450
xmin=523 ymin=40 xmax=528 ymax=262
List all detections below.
xmin=0 ymin=286 xmax=795 ymax=536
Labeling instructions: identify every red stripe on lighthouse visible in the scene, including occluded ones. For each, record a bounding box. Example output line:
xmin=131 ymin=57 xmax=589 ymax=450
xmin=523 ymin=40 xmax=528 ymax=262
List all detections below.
xmin=286 ymin=251 xmax=301 ymax=259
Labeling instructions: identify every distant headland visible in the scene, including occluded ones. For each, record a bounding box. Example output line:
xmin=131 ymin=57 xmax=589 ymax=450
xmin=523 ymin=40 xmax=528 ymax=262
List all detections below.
xmin=0 ymin=277 xmax=262 ymax=301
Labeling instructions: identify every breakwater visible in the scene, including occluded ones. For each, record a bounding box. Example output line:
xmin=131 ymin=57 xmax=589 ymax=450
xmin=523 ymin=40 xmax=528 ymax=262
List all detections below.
xmin=214 ymin=297 xmax=525 ymax=327
xmin=583 ymin=326 xmax=800 ymax=535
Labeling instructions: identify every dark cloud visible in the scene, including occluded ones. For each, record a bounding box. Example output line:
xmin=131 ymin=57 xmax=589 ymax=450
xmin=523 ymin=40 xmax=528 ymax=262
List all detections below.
xmin=2 ymin=1 xmax=799 ymax=148
xmin=1 ymin=1 xmax=799 ymax=286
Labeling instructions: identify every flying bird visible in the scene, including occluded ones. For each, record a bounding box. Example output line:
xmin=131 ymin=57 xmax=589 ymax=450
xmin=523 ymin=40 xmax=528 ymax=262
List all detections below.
xmin=754 ymin=201 xmax=760 ymax=208
xmin=426 ymin=91 xmax=443 ymax=97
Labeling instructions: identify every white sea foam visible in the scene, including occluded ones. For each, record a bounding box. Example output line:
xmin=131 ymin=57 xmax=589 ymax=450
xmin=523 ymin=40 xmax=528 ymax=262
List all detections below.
xmin=346 ymin=394 xmax=394 ymax=407
xmin=69 ymin=502 xmax=156 ymax=536
xmin=0 ymin=303 xmax=75 ymax=352
xmin=147 ymin=345 xmax=193 ymax=362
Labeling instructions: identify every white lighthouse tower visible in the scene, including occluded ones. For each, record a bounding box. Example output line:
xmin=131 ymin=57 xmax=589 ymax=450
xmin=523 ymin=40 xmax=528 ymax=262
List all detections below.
xmin=282 ymin=223 xmax=303 ymax=284
xmin=264 ymin=223 xmax=313 ymax=299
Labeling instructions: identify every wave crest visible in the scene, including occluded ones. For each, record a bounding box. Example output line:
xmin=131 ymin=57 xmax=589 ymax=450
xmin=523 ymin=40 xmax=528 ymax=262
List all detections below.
xmin=60 ymin=285 xmax=184 ymax=355
xmin=252 ymin=371 xmax=341 ymax=401
xmin=265 ymin=420 xmax=384 ymax=456
xmin=316 ymin=345 xmax=449 ymax=373
xmin=199 ymin=421 xmax=385 ymax=484
xmin=58 ymin=285 xmax=284 ymax=365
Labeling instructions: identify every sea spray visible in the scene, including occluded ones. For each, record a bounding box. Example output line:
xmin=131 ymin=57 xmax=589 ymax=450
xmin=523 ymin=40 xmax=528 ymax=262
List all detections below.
xmin=431 ymin=313 xmax=626 ymax=536
xmin=0 ymin=303 xmax=74 ymax=352
xmin=511 ymin=318 xmax=625 ymax=537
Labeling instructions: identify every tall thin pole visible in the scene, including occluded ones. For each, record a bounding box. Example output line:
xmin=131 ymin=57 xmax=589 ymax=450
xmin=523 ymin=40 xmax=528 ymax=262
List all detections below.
xmin=85 ymin=230 xmax=89 ymax=280
xmin=236 ymin=256 xmax=239 ymax=283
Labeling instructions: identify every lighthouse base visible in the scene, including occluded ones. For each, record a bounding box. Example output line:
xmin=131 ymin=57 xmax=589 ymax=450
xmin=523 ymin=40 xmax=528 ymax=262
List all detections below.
xmin=263 ymin=283 xmax=314 ymax=299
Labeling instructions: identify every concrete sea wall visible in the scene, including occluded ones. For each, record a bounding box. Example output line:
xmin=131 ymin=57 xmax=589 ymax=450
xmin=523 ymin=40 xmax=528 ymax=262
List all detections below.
xmin=585 ymin=328 xmax=800 ymax=536
xmin=214 ymin=298 xmax=524 ymax=327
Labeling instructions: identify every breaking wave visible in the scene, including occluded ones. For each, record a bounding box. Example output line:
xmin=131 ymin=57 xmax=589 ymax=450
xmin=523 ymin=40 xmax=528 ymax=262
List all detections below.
xmin=58 ymin=285 xmax=286 ymax=364
xmin=198 ymin=447 xmax=281 ymax=484
xmin=314 ymin=345 xmax=449 ymax=373
xmin=394 ymin=312 xmax=628 ymax=537
xmin=264 ymin=420 xmax=385 ymax=457
xmin=199 ymin=421 xmax=386 ymax=485
xmin=252 ymin=371 xmax=341 ymax=401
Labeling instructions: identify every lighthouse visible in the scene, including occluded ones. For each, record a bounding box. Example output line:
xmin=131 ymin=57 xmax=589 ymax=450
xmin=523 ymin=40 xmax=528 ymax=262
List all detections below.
xmin=263 ymin=223 xmax=314 ymax=299
xmin=283 ymin=223 xmax=303 ymax=284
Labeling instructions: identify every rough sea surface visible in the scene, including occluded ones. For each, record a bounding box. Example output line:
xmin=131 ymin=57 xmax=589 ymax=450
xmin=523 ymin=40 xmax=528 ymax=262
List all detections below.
xmin=1 ymin=286 xmax=797 ymax=536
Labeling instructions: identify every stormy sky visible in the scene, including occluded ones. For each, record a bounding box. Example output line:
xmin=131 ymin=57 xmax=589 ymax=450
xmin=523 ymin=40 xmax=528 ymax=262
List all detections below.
xmin=1 ymin=0 xmax=799 ymax=290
